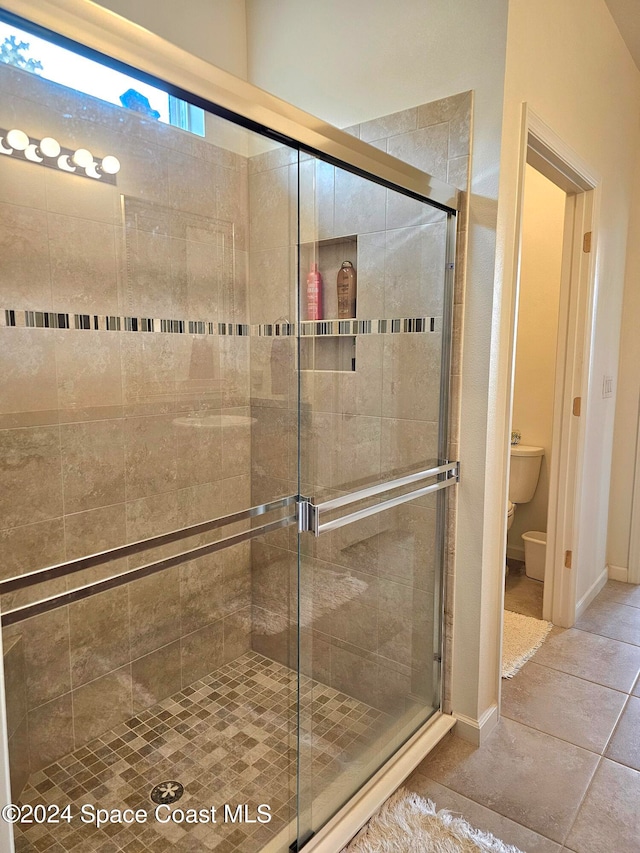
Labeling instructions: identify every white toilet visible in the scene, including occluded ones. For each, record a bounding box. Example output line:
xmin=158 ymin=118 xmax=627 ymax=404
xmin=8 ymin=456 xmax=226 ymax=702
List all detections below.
xmin=507 ymin=444 xmax=544 ymax=539
xmin=507 ymin=444 xmax=544 ymax=529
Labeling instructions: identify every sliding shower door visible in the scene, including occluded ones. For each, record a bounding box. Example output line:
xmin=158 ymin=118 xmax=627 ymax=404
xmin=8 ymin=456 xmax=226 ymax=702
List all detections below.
xmin=0 ymin=24 xmax=303 ymax=851
xmin=295 ymin=157 xmax=456 ymax=843
xmin=0 ymin=7 xmax=458 ymax=852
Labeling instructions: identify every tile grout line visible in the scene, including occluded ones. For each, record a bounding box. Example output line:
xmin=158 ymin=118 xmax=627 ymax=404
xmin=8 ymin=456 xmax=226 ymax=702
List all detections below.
xmin=599 ymin=691 xmax=633 ymax=758
xmin=520 ymin=656 xmax=640 ymax=696
xmin=410 ymin=766 xmax=563 ymax=848
xmin=569 ymin=623 xmax=640 ymax=649
xmin=558 ymin=753 xmax=604 ymax=851
xmin=570 ymin=623 xmax=640 ymax=648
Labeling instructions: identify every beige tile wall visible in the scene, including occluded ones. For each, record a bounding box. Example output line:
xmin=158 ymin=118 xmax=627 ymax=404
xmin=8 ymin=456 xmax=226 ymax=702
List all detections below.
xmin=0 ymin=64 xmax=255 ymax=775
xmin=0 ymin=58 xmax=469 ymax=784
xmin=249 ymin=92 xmax=471 ymax=716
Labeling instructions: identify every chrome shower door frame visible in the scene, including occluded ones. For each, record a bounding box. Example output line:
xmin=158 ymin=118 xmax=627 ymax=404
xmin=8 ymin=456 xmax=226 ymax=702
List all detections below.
xmin=0 ymin=2 xmax=460 ymax=851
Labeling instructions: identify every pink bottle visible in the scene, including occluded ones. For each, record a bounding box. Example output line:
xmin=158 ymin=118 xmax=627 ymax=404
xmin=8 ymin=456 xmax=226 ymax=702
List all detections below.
xmin=306 ymin=263 xmax=323 ymax=320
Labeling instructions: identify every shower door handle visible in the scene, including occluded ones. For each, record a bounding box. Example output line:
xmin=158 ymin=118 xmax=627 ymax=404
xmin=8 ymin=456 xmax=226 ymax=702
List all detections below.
xmin=297 ymin=461 xmax=459 ymax=537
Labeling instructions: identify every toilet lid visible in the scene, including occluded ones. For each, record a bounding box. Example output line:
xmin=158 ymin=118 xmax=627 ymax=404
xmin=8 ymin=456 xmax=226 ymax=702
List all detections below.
xmin=507 ymin=501 xmax=515 ymax=515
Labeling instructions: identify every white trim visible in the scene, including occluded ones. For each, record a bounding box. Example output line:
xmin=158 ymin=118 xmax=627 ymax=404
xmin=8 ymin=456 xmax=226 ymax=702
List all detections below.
xmin=629 ymin=392 xmax=640 ymax=585
xmin=607 ymin=564 xmax=629 ymax=583
xmin=453 ymin=704 xmax=499 ymax=747
xmin=575 ymin=567 xmax=608 ymax=619
xmin=526 ymin=112 xmax=599 ymax=188
xmin=496 ymin=104 xmax=532 ymax=721
xmin=511 ymin=106 xmax=598 ymax=631
xmin=296 ymin=713 xmax=456 ymax=853
xmin=543 ymin=188 xmax=595 ymax=628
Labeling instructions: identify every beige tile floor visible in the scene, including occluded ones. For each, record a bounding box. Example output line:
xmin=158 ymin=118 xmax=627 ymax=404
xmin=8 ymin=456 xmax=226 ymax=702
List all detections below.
xmin=405 ymin=580 xmax=640 ymax=853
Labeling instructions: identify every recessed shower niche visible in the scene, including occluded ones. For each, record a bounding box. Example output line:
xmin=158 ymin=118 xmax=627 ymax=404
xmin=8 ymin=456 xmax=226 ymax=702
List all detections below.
xmin=300 ymin=236 xmax=358 ymax=373
xmin=0 ymin=4 xmax=468 ymax=852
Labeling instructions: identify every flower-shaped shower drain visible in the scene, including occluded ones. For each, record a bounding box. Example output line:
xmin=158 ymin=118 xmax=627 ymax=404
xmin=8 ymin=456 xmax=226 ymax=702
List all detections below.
xmin=150 ymin=780 xmax=184 ymax=805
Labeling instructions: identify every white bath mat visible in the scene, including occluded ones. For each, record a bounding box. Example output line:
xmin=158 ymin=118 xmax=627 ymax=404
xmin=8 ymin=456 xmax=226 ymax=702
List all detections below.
xmin=502 ymin=609 xmax=553 ymax=678
xmin=340 ymin=788 xmax=526 ymax=852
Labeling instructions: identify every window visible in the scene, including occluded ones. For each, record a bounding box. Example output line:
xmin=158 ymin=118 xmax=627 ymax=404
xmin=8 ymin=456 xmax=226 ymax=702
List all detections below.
xmin=169 ymin=96 xmax=206 ymax=136
xmin=0 ymin=20 xmax=205 ymax=136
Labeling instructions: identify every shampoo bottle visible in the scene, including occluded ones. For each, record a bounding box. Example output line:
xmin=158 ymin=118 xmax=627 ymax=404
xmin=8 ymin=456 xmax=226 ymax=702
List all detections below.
xmin=337 ymin=260 xmax=357 ymax=319
xmin=306 ymin=263 xmax=323 ymax=320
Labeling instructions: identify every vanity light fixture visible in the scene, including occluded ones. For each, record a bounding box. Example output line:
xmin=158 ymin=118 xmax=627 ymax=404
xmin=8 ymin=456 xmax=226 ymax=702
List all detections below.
xmin=0 ymin=128 xmax=120 ymax=184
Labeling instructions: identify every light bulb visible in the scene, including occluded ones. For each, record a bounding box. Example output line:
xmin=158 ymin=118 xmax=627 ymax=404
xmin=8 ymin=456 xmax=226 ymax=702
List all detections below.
xmin=72 ymin=148 xmax=93 ymax=168
xmin=38 ymin=137 xmax=61 ymax=158
xmin=57 ymin=154 xmax=76 ymax=172
xmin=24 ymin=144 xmax=43 ymax=163
xmin=85 ymin=162 xmax=102 ymax=179
xmin=6 ymin=129 xmax=29 ymax=151
xmin=100 ymin=155 xmax=120 ymax=175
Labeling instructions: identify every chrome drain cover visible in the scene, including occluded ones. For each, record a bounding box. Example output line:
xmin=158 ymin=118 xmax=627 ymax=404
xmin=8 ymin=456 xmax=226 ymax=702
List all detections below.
xmin=150 ymin=780 xmax=184 ymax=804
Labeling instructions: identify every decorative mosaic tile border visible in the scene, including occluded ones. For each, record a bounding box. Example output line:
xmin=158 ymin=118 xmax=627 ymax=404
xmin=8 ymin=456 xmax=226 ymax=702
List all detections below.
xmin=297 ymin=317 xmax=439 ymax=335
xmin=2 ymin=310 xmax=441 ymax=337
xmin=2 ymin=310 xmax=251 ymax=336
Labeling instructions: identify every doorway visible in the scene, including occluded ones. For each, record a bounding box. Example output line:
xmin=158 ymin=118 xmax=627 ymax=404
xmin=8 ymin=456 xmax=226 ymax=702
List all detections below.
xmin=505 ymin=164 xmax=566 ymax=620
xmin=506 ymin=113 xmax=596 ymax=631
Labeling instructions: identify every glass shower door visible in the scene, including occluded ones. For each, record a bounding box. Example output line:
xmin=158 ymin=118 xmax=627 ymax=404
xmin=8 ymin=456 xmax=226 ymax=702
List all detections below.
xmin=0 ymin=21 xmax=302 ymax=850
xmin=0 ymin=9 xmax=459 ymax=852
xmin=295 ymin=157 xmax=456 ymax=844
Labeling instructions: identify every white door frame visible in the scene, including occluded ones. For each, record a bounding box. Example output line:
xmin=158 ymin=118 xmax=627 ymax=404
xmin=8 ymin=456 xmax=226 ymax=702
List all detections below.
xmin=508 ymin=105 xmax=599 ymax=628
xmin=628 ymin=401 xmax=640 ymax=584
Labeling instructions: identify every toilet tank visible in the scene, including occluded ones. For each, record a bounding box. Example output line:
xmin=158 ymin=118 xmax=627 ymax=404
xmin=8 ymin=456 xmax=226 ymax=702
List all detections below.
xmin=509 ymin=445 xmax=544 ymax=504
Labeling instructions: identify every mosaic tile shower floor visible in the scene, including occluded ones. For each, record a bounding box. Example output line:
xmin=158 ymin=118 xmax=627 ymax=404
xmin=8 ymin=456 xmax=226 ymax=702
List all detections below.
xmin=14 ymin=652 xmax=386 ymax=853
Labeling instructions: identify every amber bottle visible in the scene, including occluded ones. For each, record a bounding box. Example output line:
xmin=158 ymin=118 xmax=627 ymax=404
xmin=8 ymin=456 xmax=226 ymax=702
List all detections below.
xmin=337 ymin=260 xmax=356 ymax=319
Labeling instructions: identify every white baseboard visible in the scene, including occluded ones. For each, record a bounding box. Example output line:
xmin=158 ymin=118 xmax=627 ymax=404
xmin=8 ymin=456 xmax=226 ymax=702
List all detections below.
xmin=608 ymin=564 xmax=628 ymax=583
xmin=576 ymin=567 xmax=608 ymax=620
xmin=453 ymin=704 xmax=499 ymax=746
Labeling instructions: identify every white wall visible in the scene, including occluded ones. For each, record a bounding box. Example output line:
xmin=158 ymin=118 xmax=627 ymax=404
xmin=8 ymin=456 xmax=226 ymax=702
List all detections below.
xmin=95 ymin=0 xmax=248 ymax=78
xmin=608 ymin=159 xmax=640 ymax=574
xmin=508 ymin=165 xmax=565 ymax=555
xmin=93 ymin=0 xmax=255 ymax=155
xmin=246 ymin=0 xmax=510 ymax=730
xmin=495 ymin=0 xmax=640 ymax=612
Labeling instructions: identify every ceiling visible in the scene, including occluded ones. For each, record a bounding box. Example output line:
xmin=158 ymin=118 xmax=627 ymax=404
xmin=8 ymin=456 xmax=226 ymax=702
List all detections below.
xmin=605 ymin=0 xmax=640 ymax=71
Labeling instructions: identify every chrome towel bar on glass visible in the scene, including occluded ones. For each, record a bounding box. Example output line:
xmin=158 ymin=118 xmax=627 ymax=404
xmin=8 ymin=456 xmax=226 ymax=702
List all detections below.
xmin=298 ymin=461 xmax=459 ymax=537
xmin=0 ymin=464 xmax=459 ymax=625
xmin=0 ymin=496 xmax=297 ymax=626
